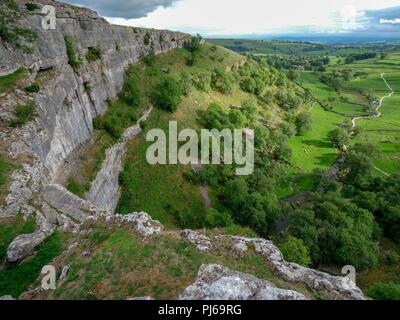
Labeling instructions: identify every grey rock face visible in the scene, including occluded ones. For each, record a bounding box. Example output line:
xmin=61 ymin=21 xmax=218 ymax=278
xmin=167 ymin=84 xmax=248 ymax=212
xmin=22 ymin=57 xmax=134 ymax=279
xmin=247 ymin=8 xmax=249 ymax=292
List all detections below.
xmin=41 ymin=184 xmax=98 ymax=222
xmin=85 ymin=108 xmax=152 ymax=212
xmin=6 ymin=229 xmax=53 ymax=262
xmin=179 ymin=264 xmax=307 ymax=300
xmin=0 ymin=295 xmax=16 ymax=300
xmin=1 ymin=0 xmax=189 ymax=219
xmin=0 ymin=1 xmax=188 ymax=184
xmin=181 ymin=230 xmax=212 ymax=252
xmin=37 ymin=202 xmax=76 ymax=232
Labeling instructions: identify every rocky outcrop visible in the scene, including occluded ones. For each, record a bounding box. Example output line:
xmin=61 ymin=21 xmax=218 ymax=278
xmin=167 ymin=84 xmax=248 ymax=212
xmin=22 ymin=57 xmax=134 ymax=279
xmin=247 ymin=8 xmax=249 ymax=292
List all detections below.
xmin=85 ymin=107 xmax=152 ymax=212
xmin=178 ymin=231 xmax=366 ymax=300
xmin=206 ymin=235 xmax=366 ymax=300
xmin=181 ymin=230 xmax=212 ymax=252
xmin=118 ymin=212 xmax=164 ymax=237
xmin=86 ymin=212 xmax=164 ymax=237
xmin=6 ymin=229 xmax=54 ymax=262
xmin=179 ymin=264 xmax=307 ymax=300
xmin=41 ymin=184 xmax=98 ymax=222
xmin=59 ymin=265 xmax=70 ymax=281
xmin=248 ymin=237 xmax=365 ymax=300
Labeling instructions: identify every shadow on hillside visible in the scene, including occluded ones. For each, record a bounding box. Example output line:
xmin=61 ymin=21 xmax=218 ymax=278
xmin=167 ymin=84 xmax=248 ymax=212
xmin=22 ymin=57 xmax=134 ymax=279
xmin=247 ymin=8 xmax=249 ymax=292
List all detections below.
xmin=302 ymin=139 xmax=332 ymax=149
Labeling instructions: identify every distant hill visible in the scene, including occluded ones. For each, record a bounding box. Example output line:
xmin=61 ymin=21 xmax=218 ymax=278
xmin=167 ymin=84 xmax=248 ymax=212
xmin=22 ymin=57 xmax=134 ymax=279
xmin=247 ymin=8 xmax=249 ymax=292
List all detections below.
xmin=208 ymin=38 xmax=400 ymax=56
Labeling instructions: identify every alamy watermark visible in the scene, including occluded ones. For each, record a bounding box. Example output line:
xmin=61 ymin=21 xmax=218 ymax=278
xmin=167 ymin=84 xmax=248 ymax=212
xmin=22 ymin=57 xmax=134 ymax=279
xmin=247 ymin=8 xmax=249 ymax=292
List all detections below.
xmin=341 ymin=265 xmax=357 ymax=290
xmin=146 ymin=121 xmax=255 ymax=176
xmin=41 ymin=265 xmax=56 ymax=290
xmin=41 ymin=5 xmax=56 ymax=30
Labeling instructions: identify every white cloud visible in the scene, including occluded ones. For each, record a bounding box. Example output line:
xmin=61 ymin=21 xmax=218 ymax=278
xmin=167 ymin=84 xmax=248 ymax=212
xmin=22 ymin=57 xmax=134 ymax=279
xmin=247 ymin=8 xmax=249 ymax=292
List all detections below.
xmin=105 ymin=0 xmax=400 ymax=35
xmin=380 ymin=18 xmax=400 ymax=24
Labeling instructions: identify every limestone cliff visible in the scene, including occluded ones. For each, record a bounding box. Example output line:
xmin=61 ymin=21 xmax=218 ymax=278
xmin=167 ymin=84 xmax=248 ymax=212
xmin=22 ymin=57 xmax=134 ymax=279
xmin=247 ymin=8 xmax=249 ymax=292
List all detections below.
xmin=0 ymin=0 xmax=189 ymax=218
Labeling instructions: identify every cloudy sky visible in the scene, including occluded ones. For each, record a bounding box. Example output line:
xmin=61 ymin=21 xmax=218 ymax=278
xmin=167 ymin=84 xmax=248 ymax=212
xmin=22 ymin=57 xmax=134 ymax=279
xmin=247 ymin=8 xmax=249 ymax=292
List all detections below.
xmin=62 ymin=0 xmax=400 ymax=36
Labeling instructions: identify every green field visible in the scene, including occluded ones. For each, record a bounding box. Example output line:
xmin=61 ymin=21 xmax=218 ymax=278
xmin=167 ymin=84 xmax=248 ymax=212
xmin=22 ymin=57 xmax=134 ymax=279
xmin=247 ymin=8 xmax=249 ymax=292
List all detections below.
xmin=286 ymin=53 xmax=400 ymax=176
xmin=339 ymin=54 xmax=400 ymax=175
xmin=289 ymin=105 xmax=343 ymax=172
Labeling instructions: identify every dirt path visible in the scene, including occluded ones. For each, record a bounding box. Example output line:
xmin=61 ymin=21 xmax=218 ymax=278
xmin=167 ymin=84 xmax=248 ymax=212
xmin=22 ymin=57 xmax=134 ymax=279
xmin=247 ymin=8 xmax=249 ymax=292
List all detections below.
xmin=199 ymin=185 xmax=212 ymax=210
xmin=192 ymin=164 xmax=212 ymax=210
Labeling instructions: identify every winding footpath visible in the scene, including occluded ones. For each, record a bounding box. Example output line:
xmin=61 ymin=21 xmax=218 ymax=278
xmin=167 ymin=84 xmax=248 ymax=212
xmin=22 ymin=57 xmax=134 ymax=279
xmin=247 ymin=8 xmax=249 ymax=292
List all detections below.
xmin=351 ymin=73 xmax=395 ymax=129
xmin=350 ymin=73 xmax=395 ymax=177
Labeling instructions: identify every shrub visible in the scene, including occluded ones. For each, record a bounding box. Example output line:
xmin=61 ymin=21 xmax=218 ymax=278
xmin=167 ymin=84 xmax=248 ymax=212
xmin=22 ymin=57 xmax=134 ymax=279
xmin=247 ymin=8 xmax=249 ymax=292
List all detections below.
xmin=295 ymin=111 xmax=312 ymax=135
xmin=24 ymin=82 xmax=40 ymax=93
xmin=198 ymin=166 xmax=219 ymax=187
xmin=328 ymin=128 xmax=350 ymax=148
xmin=142 ymin=49 xmax=156 ymax=66
xmin=86 ymin=47 xmax=102 ymax=62
xmin=64 ymin=35 xmax=82 ymax=71
xmin=186 ymin=52 xmax=199 ymax=66
xmin=186 ymin=34 xmax=202 ymax=53
xmin=287 ymin=69 xmax=300 ymax=81
xmin=211 ymin=68 xmax=233 ymax=94
xmin=237 ymin=62 xmax=270 ymax=95
xmin=153 ymin=76 xmax=182 ymax=112
xmin=384 ymin=252 xmax=400 ymax=266
xmin=66 ymin=177 xmax=88 ymax=198
xmin=204 ymin=208 xmax=233 ymax=228
xmin=241 ymin=97 xmax=258 ymax=124
xmin=4 ymin=0 xmax=18 ymax=10
xmin=144 ymin=32 xmax=151 ymax=46
xmin=25 ymin=3 xmax=39 ymax=11
xmin=14 ymin=27 xmax=37 ymax=42
xmin=192 ymin=70 xmax=212 ymax=92
xmin=180 ymin=71 xmax=193 ymax=96
xmin=94 ymin=116 xmax=124 ymax=139
xmin=119 ymin=66 xmax=142 ymax=107
xmin=366 ymin=282 xmax=400 ymax=300
xmin=94 ymin=107 xmax=137 ymax=140
xmin=0 ymin=21 xmax=17 ymax=43
xmin=10 ymin=101 xmax=36 ymax=127
xmin=275 ymin=89 xmax=302 ymax=111
xmin=197 ymin=102 xmax=230 ymax=130
xmin=279 ymin=236 xmax=312 ymax=267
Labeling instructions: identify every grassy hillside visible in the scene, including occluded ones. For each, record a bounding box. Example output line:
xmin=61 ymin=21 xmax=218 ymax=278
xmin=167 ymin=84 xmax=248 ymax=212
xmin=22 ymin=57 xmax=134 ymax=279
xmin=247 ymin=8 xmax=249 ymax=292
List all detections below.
xmin=115 ymin=45 xmax=268 ymax=229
